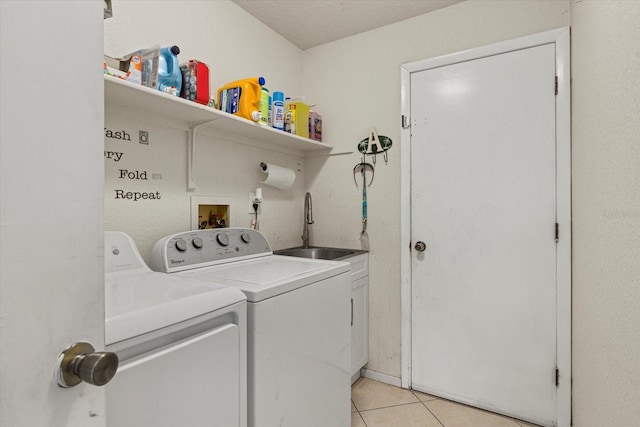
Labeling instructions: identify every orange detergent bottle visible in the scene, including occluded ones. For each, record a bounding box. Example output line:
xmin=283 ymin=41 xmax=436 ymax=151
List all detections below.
xmin=217 ymin=77 xmax=266 ymax=122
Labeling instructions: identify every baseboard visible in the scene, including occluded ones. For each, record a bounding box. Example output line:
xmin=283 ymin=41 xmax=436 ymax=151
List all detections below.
xmin=361 ymin=368 xmax=402 ymax=388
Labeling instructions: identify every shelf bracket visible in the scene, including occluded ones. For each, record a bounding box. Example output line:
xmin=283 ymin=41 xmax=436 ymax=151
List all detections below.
xmin=187 ymin=120 xmax=217 ymax=191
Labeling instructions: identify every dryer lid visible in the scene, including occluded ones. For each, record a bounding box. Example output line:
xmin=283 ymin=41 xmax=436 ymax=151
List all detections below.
xmin=104 ymin=231 xmax=245 ymax=345
xmin=105 ymin=270 xmax=246 ymax=345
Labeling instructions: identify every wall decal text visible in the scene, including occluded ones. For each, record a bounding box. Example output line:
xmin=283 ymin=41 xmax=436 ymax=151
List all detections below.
xmin=114 ymin=190 xmax=161 ymax=201
xmin=104 ymin=128 xmax=131 ymax=141
xmin=119 ymin=169 xmax=147 ymax=180
xmin=104 ymin=151 xmax=124 ymax=162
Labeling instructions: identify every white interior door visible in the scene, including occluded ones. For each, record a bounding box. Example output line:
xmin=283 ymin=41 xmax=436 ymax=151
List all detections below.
xmin=0 ymin=2 xmax=105 ymax=426
xmin=410 ymin=44 xmax=558 ymax=426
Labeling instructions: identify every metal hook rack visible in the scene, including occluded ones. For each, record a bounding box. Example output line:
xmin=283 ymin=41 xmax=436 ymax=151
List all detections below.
xmin=357 ymin=128 xmax=392 ymax=165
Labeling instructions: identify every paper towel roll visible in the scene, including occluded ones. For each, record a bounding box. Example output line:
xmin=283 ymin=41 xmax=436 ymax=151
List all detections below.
xmin=259 ymin=162 xmax=295 ymax=190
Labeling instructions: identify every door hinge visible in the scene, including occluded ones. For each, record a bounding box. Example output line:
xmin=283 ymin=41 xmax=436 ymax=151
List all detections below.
xmin=556 ymin=368 xmax=560 ymax=387
xmin=402 ymin=115 xmax=411 ymax=129
xmin=555 ymin=76 xmax=559 ymax=95
xmin=555 ymin=223 xmax=559 ymax=242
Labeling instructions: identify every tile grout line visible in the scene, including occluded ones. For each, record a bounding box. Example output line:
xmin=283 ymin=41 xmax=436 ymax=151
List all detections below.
xmin=357 ymin=400 xmax=428 ymax=413
xmin=353 ymin=379 xmax=541 ymax=427
xmin=359 ymin=411 xmax=368 ymax=427
xmin=412 ymin=391 xmax=446 ymax=427
xmin=412 ymin=392 xmax=538 ymax=427
xmin=352 ymin=399 xmax=368 ymax=427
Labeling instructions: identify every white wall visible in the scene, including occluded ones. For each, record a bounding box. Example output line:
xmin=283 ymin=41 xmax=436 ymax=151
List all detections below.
xmin=0 ymin=1 xmax=106 ymax=425
xmin=104 ymin=1 xmax=307 ymax=260
xmin=302 ymin=0 xmax=569 ymax=378
xmin=104 ymin=1 xmax=303 ymax=98
xmin=103 ymin=2 xmax=640 ymax=424
xmin=571 ymin=1 xmax=640 ymax=425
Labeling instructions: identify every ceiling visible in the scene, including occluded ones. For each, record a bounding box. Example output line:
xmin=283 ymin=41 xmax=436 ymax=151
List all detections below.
xmin=232 ymin=0 xmax=464 ymax=50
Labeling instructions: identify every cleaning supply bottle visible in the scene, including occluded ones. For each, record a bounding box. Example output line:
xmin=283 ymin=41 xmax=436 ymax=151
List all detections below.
xmin=157 ymin=45 xmax=182 ymax=96
xmin=284 ymin=97 xmax=293 ymax=133
xmin=217 ymin=77 xmax=266 ymax=122
xmin=259 ymin=87 xmax=270 ymax=126
xmin=271 ymin=91 xmax=284 ymax=130
xmin=291 ymin=100 xmax=310 ymax=138
xmin=309 ymin=110 xmax=322 ymax=141
xmin=284 ymin=98 xmax=310 ymax=138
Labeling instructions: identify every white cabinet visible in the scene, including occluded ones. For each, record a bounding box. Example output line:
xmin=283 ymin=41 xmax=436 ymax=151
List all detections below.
xmin=345 ymin=253 xmax=369 ymax=383
xmin=351 ymin=276 xmax=368 ymax=381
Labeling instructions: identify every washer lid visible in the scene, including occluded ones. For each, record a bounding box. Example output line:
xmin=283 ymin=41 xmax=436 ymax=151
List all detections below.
xmin=177 ymin=255 xmax=350 ymax=302
xmin=105 ymin=270 xmax=246 ymax=345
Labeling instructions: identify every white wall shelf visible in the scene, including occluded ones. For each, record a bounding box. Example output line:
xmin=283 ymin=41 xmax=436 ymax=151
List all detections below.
xmin=105 ymin=75 xmax=332 ymax=190
xmin=104 ymin=75 xmax=332 ymax=152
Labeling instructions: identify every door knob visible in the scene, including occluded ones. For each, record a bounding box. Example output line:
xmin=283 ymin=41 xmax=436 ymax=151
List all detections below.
xmin=57 ymin=342 xmax=118 ymax=388
xmin=414 ymin=241 xmax=427 ymax=252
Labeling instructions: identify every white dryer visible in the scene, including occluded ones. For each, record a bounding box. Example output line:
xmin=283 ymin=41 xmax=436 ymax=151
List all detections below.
xmin=105 ymin=231 xmax=247 ymax=427
xmin=150 ymin=228 xmax=351 ymax=427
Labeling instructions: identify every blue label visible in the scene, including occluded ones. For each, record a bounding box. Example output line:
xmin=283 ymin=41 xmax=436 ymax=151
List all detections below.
xmin=223 ymin=87 xmax=241 ymax=114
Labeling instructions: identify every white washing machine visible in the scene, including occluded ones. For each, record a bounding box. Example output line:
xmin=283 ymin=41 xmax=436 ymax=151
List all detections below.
xmin=104 ymin=231 xmax=247 ymax=427
xmin=150 ymin=228 xmax=351 ymax=427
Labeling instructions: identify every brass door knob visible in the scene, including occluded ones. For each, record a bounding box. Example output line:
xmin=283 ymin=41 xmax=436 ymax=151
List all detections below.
xmin=57 ymin=342 xmax=118 ymax=388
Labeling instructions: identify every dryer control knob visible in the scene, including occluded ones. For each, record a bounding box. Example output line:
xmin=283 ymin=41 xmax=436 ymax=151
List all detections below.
xmin=216 ymin=233 xmax=229 ymax=247
xmin=241 ymin=232 xmax=251 ymax=243
xmin=192 ymin=237 xmax=203 ymax=249
xmin=174 ymin=239 xmax=187 ymax=252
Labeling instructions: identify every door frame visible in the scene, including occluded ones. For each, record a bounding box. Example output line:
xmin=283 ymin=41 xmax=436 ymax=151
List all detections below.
xmin=399 ymin=27 xmax=571 ymax=426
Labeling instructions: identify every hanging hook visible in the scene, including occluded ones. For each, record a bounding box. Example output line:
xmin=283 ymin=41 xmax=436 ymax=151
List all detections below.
xmin=353 ymin=162 xmax=374 ymax=187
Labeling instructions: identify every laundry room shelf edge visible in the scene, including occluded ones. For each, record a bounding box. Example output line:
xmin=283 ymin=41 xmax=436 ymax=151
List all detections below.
xmin=104 ymin=75 xmax=333 ymax=154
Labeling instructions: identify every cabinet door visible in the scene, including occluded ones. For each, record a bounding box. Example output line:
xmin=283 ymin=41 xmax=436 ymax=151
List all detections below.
xmin=351 ymin=276 xmax=369 ymax=376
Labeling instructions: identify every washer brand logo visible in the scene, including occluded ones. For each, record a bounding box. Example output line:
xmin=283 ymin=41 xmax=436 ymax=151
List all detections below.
xmin=170 ymin=259 xmax=186 ymax=265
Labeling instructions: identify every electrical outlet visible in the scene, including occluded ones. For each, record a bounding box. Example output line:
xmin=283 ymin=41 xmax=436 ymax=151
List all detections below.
xmin=248 ymin=192 xmax=261 ymax=214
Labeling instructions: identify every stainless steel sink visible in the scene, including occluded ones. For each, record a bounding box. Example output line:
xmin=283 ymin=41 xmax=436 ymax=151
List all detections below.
xmin=274 ymin=246 xmax=364 ymax=261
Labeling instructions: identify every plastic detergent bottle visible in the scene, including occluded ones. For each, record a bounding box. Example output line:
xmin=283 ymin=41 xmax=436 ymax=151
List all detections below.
xmin=157 ymin=45 xmax=182 ymax=96
xmin=218 ymin=77 xmax=266 ymax=122
xmin=289 ymin=100 xmax=310 ymax=138
xmin=259 ymin=87 xmax=270 ymax=126
xmin=284 ymin=98 xmax=293 ymax=133
xmin=272 ymin=91 xmax=284 ymax=130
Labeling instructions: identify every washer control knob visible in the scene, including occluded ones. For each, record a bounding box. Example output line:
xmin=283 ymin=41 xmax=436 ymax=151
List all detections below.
xmin=216 ymin=233 xmax=229 ymax=247
xmin=192 ymin=237 xmax=203 ymax=249
xmin=241 ymin=232 xmax=251 ymax=244
xmin=174 ymin=239 xmax=187 ymax=252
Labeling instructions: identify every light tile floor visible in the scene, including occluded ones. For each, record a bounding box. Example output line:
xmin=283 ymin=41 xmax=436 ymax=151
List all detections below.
xmin=351 ymin=378 xmax=540 ymax=427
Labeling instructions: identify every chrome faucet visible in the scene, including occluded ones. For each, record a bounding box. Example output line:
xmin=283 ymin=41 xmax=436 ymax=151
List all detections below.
xmin=302 ymin=192 xmax=314 ymax=248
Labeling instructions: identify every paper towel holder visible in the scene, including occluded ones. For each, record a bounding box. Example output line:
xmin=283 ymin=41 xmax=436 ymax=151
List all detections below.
xmin=258 ymin=162 xmax=296 ymax=190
